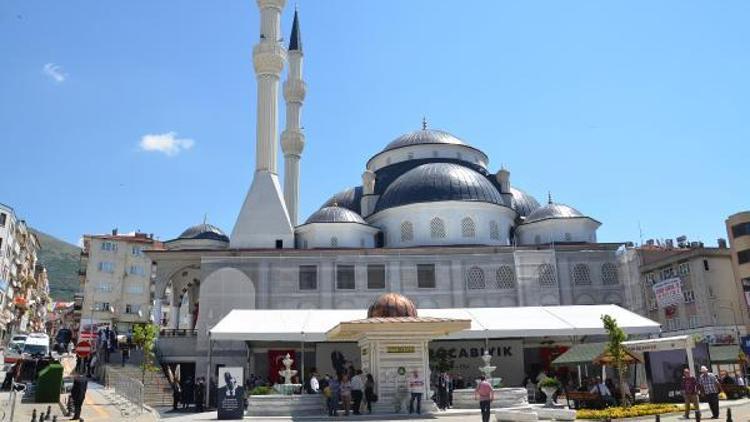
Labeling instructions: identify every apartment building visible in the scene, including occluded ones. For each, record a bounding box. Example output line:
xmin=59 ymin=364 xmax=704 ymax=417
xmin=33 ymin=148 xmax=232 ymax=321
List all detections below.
xmin=79 ymin=230 xmax=163 ymax=334
xmin=621 ymin=240 xmax=747 ymax=344
xmin=726 ymin=211 xmax=750 ymax=317
xmin=0 ymin=203 xmax=51 ymax=339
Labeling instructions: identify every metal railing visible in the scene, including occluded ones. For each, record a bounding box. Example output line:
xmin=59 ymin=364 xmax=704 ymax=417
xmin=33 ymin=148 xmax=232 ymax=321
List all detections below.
xmin=104 ymin=367 xmax=144 ymax=415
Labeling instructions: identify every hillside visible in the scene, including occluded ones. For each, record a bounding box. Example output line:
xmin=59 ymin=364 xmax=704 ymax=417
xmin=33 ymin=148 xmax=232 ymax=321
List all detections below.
xmin=31 ymin=229 xmax=80 ymax=301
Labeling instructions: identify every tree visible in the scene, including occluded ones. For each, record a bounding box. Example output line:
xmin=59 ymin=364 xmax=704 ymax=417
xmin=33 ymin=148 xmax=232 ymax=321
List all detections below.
xmin=132 ymin=323 xmax=159 ymax=383
xmin=601 ymin=314 xmax=629 ymax=406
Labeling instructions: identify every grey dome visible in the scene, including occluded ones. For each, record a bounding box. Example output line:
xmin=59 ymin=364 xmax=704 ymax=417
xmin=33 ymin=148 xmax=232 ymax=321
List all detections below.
xmin=320 ymin=186 xmax=363 ymax=214
xmin=178 ymin=223 xmax=229 ymax=242
xmin=382 ymin=129 xmax=468 ymax=152
xmin=510 ymin=187 xmax=541 ymax=218
xmin=375 ymin=163 xmax=506 ymax=213
xmin=305 ymin=206 xmax=367 ymax=224
xmin=525 ymin=203 xmax=585 ymax=224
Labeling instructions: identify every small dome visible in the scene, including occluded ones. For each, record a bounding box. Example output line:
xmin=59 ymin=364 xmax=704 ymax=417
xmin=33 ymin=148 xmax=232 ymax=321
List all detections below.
xmin=375 ymin=163 xmax=506 ymax=213
xmin=382 ymin=129 xmax=467 ymax=153
xmin=367 ymin=293 xmax=417 ymax=318
xmin=510 ymin=187 xmax=541 ymax=218
xmin=305 ymin=206 xmax=367 ymax=224
xmin=178 ymin=223 xmax=229 ymax=242
xmin=525 ymin=202 xmax=585 ymax=224
xmin=320 ymin=186 xmax=363 ymax=214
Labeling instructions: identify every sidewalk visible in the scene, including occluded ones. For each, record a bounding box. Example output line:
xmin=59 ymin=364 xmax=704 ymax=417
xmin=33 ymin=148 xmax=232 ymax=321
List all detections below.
xmin=0 ymin=380 xmax=158 ymax=422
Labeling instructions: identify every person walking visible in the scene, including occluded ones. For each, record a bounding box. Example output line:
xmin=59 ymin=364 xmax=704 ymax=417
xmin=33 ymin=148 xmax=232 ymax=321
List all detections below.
xmin=195 ymin=377 xmax=205 ymax=412
xmin=475 ymin=375 xmax=494 ymax=422
xmin=308 ymin=369 xmax=320 ymax=394
xmin=408 ymin=369 xmax=425 ymax=414
xmin=681 ymin=368 xmax=700 ymax=419
xmin=350 ymin=370 xmax=365 ymax=414
xmin=172 ymin=381 xmax=182 ymax=411
xmin=698 ymin=365 xmax=722 ymax=419
xmin=340 ymin=374 xmax=353 ymax=416
xmin=326 ymin=375 xmax=340 ymax=416
xmin=70 ymin=374 xmax=88 ymax=420
xmin=121 ymin=345 xmax=129 ymax=367
xmin=436 ymin=371 xmax=449 ymax=410
xmin=364 ymin=373 xmax=376 ymax=414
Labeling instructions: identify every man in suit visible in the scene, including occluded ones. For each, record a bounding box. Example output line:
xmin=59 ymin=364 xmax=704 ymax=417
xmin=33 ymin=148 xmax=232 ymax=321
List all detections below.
xmin=218 ymin=371 xmax=239 ymax=397
xmin=70 ymin=374 xmax=88 ymax=420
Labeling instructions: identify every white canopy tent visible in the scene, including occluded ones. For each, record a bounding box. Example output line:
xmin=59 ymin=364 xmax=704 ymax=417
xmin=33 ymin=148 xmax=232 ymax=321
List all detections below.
xmin=209 ymin=304 xmax=660 ymax=342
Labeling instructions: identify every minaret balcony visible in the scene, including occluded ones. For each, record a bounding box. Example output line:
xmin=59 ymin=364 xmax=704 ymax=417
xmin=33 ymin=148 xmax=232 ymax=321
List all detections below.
xmin=253 ymin=43 xmax=286 ymax=76
xmin=283 ymin=79 xmax=307 ymax=102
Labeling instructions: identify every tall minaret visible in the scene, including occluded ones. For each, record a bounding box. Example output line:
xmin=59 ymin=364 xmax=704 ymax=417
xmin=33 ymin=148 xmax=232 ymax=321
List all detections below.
xmin=281 ymin=9 xmax=306 ymax=226
xmin=231 ymin=0 xmax=294 ymax=248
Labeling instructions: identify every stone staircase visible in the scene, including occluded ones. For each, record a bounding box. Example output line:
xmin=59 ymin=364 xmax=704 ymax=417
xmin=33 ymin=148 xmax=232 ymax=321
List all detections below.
xmin=105 ymin=350 xmax=173 ymax=408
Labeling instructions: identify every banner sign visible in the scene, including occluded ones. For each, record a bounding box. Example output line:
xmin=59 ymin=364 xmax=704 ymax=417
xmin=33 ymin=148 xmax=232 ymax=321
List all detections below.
xmin=653 ymin=278 xmax=683 ymax=307
xmin=217 ymin=366 xmax=244 ymax=420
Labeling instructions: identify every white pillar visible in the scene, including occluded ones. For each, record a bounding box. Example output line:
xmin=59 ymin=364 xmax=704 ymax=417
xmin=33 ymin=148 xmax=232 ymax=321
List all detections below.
xmin=170 ymin=305 xmax=180 ymax=329
xmin=686 ymin=345 xmax=695 ymax=376
xmin=281 ymin=10 xmax=305 ymax=226
xmin=253 ymin=0 xmax=286 ymax=174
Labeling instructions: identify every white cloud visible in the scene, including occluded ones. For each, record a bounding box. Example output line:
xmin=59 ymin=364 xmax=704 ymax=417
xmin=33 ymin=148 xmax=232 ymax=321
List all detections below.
xmin=138 ymin=132 xmax=195 ymax=157
xmin=43 ymin=63 xmax=66 ymax=83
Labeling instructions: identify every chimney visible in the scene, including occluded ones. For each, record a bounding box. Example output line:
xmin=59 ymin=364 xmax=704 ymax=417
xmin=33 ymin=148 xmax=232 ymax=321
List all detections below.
xmin=718 ymin=238 xmax=727 ymax=249
xmin=112 ymin=228 xmax=118 ymax=236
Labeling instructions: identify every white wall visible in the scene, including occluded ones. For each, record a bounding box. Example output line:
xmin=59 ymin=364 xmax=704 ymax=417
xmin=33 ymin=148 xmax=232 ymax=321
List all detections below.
xmin=368 ymin=201 xmax=516 ymax=247
xmin=516 ymin=218 xmax=599 ymax=245
xmin=367 ymin=144 xmax=489 ymax=173
xmin=296 ymin=223 xmax=379 ymax=249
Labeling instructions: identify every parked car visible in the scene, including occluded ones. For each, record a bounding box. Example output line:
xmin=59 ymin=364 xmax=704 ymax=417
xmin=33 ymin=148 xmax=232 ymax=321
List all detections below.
xmin=21 ymin=333 xmax=50 ymax=358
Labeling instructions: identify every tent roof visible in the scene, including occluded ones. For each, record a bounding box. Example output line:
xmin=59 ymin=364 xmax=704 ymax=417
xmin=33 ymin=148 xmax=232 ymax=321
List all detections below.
xmin=551 ymin=342 xmax=607 ymax=366
xmin=209 ymin=304 xmax=660 ymax=342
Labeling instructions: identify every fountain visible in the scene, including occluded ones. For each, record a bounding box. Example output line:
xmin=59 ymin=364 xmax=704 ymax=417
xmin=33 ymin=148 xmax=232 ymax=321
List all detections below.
xmin=451 ymin=351 xmax=528 ymax=409
xmin=273 ymin=353 xmax=301 ymax=395
xmin=247 ymin=352 xmax=322 ymax=417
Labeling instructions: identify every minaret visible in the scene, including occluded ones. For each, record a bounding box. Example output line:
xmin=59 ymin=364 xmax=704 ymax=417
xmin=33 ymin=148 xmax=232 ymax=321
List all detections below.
xmin=281 ymin=9 xmax=306 ymax=226
xmin=231 ymin=0 xmax=294 ymax=249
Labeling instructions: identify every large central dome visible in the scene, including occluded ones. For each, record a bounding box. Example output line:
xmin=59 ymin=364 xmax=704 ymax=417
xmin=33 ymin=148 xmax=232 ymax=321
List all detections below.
xmin=374 ymin=162 xmax=507 ymax=213
xmin=381 ymin=129 xmax=467 ymax=152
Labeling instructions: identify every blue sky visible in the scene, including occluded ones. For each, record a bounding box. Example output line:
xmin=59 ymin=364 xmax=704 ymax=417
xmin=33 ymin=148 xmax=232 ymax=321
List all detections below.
xmin=1 ymin=1 xmax=748 ymax=246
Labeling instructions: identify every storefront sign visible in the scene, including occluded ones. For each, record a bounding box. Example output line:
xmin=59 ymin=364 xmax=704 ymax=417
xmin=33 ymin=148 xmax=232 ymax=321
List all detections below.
xmin=653 ymin=278 xmax=683 ymax=307
xmin=429 ymin=339 xmax=524 ymax=386
xmin=217 ymin=367 xmax=244 ymax=420
xmin=386 ymin=345 xmax=415 ymax=354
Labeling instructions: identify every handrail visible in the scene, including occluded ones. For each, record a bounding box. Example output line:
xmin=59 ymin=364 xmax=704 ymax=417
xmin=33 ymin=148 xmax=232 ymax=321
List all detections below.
xmin=104 ymin=367 xmax=144 ymax=415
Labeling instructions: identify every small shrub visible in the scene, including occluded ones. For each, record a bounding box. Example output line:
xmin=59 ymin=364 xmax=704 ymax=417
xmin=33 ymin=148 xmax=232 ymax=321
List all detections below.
xmin=538 ymin=377 xmax=561 ymax=388
xmin=249 ymin=386 xmax=273 ymax=396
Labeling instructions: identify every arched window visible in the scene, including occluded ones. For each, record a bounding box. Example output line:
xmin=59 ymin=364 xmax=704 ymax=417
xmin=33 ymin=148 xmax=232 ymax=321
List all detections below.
xmin=302 ymin=239 xmax=308 ymax=249
xmin=466 ymin=266 xmax=485 ymax=289
xmin=602 ymin=263 xmax=619 ymax=285
xmin=330 ymin=237 xmax=338 ymax=248
xmin=461 ymin=217 xmax=476 ymax=238
xmin=430 ymin=217 xmax=446 ymax=239
xmin=572 ymin=264 xmax=591 ymax=285
xmin=489 ymin=221 xmax=500 ymax=240
xmin=534 ymin=234 xmax=541 ymax=244
xmin=360 ymin=238 xmax=365 ymax=248
xmin=538 ymin=264 xmax=557 ymax=288
xmin=564 ymin=232 xmax=572 ymax=242
xmin=400 ymin=221 xmax=414 ymax=242
xmin=432 ymin=150 xmax=439 ymax=158
xmin=496 ymin=265 xmax=515 ymax=289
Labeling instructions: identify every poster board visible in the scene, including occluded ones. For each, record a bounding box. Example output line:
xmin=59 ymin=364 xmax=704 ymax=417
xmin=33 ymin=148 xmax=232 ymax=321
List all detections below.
xmin=217 ymin=366 xmax=245 ymax=420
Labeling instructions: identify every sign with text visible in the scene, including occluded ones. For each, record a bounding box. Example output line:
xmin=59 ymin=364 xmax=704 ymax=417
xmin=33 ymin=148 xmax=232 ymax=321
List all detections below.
xmin=653 ymin=278 xmax=683 ymax=308
xmin=217 ymin=367 xmax=244 ymax=420
xmin=386 ymin=345 xmax=416 ymax=354
xmin=429 ymin=339 xmax=524 ymax=386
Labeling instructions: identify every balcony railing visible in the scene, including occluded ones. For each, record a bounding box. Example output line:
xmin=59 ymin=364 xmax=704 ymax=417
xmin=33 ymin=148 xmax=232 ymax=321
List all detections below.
xmin=159 ymin=328 xmax=197 ymax=337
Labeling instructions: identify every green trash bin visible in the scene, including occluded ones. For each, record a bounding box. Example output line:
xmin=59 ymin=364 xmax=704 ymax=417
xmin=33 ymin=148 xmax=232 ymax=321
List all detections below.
xmin=35 ymin=363 xmax=64 ymax=403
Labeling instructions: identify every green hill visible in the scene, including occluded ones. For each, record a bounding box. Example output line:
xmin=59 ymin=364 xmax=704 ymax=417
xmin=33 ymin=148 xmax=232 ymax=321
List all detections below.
xmin=31 ymin=229 xmax=81 ymax=301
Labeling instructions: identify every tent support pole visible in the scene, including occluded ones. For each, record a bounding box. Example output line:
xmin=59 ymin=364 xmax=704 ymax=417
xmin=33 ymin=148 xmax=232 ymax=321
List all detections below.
xmin=301 ymin=332 xmax=305 ymax=388
xmin=602 ymin=365 xmax=606 ymax=381
xmin=686 ymin=343 xmax=695 ymax=376
xmin=206 ymin=335 xmax=213 ymax=405
xmin=577 ymin=364 xmax=582 ymax=386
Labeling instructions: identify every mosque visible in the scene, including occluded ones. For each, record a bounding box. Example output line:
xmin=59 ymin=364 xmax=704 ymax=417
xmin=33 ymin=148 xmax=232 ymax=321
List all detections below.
xmin=149 ymin=0 xmax=633 ymax=386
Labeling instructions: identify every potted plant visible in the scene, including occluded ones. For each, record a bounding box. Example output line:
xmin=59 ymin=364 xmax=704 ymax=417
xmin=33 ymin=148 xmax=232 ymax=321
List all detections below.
xmin=538 ymin=377 xmax=561 ymax=408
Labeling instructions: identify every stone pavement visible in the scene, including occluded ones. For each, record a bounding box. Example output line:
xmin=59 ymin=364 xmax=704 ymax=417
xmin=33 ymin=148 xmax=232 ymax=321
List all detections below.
xmin=0 ymin=381 xmax=158 ymax=422
xmin=158 ymin=398 xmax=750 ymax=421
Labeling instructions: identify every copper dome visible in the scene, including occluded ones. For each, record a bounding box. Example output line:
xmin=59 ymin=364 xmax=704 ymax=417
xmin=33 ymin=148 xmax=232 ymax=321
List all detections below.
xmin=367 ymin=293 xmax=418 ymax=318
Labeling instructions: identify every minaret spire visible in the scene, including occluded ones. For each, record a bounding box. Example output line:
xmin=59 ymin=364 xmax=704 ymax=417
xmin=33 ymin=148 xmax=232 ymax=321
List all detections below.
xmin=281 ymin=7 xmax=306 ymax=226
xmin=230 ymin=0 xmax=294 ymax=248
